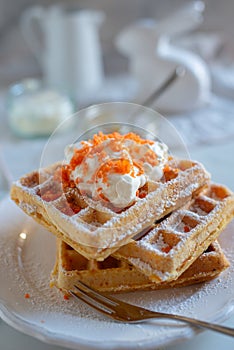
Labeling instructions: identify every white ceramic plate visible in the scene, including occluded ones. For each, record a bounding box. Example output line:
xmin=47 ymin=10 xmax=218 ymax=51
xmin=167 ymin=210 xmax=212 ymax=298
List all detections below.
xmin=0 ymin=197 xmax=233 ymax=350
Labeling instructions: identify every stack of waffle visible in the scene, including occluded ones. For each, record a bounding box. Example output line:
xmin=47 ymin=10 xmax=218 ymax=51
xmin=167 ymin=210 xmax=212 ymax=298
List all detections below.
xmin=11 ymin=157 xmax=234 ymax=294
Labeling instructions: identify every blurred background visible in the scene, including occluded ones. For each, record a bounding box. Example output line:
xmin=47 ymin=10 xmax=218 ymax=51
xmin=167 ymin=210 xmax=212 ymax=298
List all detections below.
xmin=1 ymin=2 xmax=234 ymax=350
xmin=1 ymin=0 xmax=234 ymax=85
xmin=1 ymin=0 xmax=234 ymax=180
xmin=0 ymin=0 xmax=234 ymax=90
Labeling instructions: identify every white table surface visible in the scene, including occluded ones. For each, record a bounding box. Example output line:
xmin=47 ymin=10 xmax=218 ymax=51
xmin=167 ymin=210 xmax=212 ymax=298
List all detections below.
xmin=0 ymin=87 xmax=234 ymax=349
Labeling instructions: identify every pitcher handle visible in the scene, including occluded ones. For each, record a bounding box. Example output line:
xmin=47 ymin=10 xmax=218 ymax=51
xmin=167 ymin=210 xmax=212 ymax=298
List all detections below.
xmin=20 ymin=6 xmax=45 ymax=65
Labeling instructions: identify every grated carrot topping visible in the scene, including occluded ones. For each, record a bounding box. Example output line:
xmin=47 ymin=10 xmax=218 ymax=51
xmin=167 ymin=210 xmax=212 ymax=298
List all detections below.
xmin=66 ymin=132 xmax=168 ymax=190
xmin=90 ymin=131 xmax=155 ymax=149
xmin=68 ymin=132 xmax=158 ymax=174
xmin=123 ymin=132 xmax=155 ymax=145
xmin=70 ymin=143 xmax=91 ymax=170
xmin=96 ymin=158 xmax=132 ymax=183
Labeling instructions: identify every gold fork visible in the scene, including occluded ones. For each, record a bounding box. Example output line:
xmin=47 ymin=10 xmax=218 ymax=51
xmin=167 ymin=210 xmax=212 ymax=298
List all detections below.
xmin=70 ymin=281 xmax=234 ymax=337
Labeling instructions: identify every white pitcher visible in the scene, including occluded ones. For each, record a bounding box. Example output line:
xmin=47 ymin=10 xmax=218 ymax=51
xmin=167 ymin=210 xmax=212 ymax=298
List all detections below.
xmin=20 ymin=5 xmax=105 ymax=98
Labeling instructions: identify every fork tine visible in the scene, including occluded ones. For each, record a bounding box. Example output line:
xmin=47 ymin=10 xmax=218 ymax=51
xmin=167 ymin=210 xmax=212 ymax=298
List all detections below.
xmin=70 ymin=288 xmax=115 ymax=317
xmin=72 ymin=281 xmax=148 ymax=322
xmin=74 ymin=281 xmax=148 ymax=315
xmin=71 ymin=282 xmax=140 ymax=322
xmin=71 ymin=284 xmax=234 ymax=337
xmin=74 ymin=281 xmax=119 ymax=307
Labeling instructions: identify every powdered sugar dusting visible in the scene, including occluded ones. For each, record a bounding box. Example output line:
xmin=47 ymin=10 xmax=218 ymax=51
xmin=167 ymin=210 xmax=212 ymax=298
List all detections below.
xmin=11 ymin=159 xmax=210 ymax=256
xmin=1 ymin=198 xmax=234 ymax=349
xmin=116 ymin=184 xmax=234 ymax=282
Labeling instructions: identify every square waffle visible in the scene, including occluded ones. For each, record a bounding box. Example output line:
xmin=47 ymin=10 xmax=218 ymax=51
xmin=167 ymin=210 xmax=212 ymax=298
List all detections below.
xmin=114 ymin=183 xmax=234 ymax=282
xmin=11 ymin=158 xmax=210 ymax=260
xmin=50 ymin=239 xmax=229 ymax=293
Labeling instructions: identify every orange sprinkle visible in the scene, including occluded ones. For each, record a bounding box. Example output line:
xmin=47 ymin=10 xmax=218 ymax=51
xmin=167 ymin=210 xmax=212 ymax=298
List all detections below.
xmin=163 ymin=165 xmax=179 ymax=181
xmin=162 ymin=246 xmax=171 ymax=253
xmin=63 ymin=294 xmax=70 ymax=300
xmin=133 ymin=160 xmax=144 ymax=176
xmin=97 ymin=189 xmax=110 ymax=202
xmin=184 ymin=225 xmax=190 ymax=233
xmin=24 ymin=293 xmax=30 ymax=299
xmin=137 ymin=188 xmax=148 ymax=199
xmin=140 ymin=149 xmax=159 ymax=166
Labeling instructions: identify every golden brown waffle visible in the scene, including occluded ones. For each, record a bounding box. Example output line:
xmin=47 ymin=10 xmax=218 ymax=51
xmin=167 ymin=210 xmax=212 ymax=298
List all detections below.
xmin=11 ymin=159 xmax=210 ymax=260
xmin=114 ymin=183 xmax=234 ymax=282
xmin=50 ymin=239 xmax=229 ymax=293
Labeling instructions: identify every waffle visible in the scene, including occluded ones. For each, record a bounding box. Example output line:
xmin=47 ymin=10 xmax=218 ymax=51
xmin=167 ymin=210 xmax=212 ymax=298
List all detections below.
xmin=50 ymin=239 xmax=229 ymax=293
xmin=114 ymin=183 xmax=234 ymax=282
xmin=11 ymin=159 xmax=210 ymax=260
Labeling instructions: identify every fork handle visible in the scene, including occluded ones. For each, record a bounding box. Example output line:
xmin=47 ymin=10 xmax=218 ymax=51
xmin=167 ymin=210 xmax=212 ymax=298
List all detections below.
xmin=149 ymin=312 xmax=234 ymax=336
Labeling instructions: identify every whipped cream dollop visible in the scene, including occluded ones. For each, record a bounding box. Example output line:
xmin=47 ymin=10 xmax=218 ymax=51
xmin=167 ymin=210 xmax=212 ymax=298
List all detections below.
xmin=65 ymin=132 xmax=168 ymax=209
